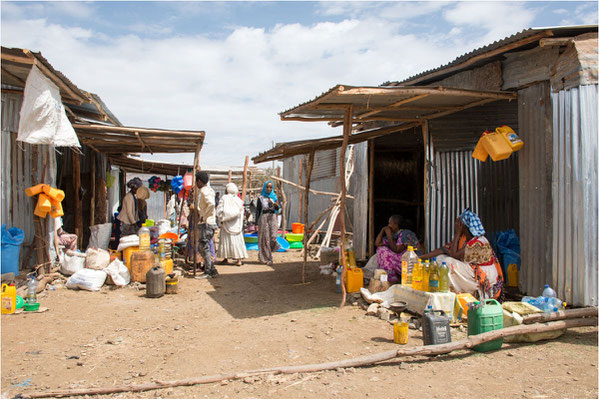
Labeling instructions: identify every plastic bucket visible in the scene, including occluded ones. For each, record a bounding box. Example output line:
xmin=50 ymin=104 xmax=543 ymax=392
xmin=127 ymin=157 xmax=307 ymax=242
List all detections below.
xmin=1 ymin=225 xmax=24 ymax=276
xmin=291 ymin=223 xmax=304 ymax=234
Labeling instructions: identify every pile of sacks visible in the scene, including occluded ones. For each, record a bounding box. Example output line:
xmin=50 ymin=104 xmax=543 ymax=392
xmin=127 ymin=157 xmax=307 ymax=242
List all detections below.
xmin=60 ymin=248 xmax=130 ymax=291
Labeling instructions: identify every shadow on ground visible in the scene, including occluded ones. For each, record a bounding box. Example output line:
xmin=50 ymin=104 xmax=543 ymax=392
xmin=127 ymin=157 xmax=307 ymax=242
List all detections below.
xmin=203 ymin=261 xmax=342 ymax=319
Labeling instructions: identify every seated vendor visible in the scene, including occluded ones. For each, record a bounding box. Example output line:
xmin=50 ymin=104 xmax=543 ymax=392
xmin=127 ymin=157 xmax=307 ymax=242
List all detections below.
xmin=54 ymin=216 xmax=77 ymax=254
xmin=368 ymin=215 xmax=422 ymax=284
xmin=421 ymin=208 xmax=504 ymax=300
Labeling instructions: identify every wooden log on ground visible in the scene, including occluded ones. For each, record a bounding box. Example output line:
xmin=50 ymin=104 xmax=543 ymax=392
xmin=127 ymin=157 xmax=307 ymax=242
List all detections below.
xmin=521 ymin=306 xmax=598 ymax=324
xmin=22 ymin=317 xmax=597 ymax=399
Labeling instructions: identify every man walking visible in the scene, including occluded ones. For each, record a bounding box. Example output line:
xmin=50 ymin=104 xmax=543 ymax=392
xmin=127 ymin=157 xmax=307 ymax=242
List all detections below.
xmin=194 ymin=171 xmax=219 ymax=279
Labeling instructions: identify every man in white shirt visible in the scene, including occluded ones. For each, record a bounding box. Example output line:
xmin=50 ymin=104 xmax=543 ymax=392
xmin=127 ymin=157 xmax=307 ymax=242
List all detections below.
xmin=194 ymin=171 xmax=219 ymax=279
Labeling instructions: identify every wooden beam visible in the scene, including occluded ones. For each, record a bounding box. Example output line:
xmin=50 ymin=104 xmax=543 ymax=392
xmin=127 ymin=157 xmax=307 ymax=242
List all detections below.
xmin=356 ymin=94 xmax=429 ymax=119
xmin=368 ymin=140 xmax=375 ymax=257
xmin=90 ymin=151 xmax=96 ymax=227
xmin=192 ymin=142 xmax=202 ymax=275
xmin=302 ymin=151 xmax=315 ymax=284
xmin=228 ymin=170 xmax=232 ymax=183
xmin=419 ymin=97 xmax=501 ymax=121
xmin=134 ymin=131 xmax=154 ymax=154
xmin=241 ymin=156 xmax=249 ymax=203
xmin=1 ymin=66 xmax=26 ymax=85
xmin=270 ymin=175 xmax=354 ymax=199
xmin=71 ymin=123 xmax=205 ymax=137
xmin=401 ymin=31 xmax=554 ymax=85
xmin=339 ymin=104 xmax=352 ymax=308
xmin=72 ymin=149 xmax=83 ymax=249
xmin=539 ymin=37 xmax=574 ymax=47
xmin=298 ymin=158 xmax=304 ymax=221
xmin=338 ymin=86 xmax=517 ymax=100
xmin=276 ymin=167 xmax=287 ymax=234
xmin=421 ymin=122 xmax=429 ymax=252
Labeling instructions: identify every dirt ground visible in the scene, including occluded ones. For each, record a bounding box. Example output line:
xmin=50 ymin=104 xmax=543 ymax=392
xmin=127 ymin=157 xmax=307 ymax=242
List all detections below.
xmin=2 ymin=249 xmax=598 ymax=399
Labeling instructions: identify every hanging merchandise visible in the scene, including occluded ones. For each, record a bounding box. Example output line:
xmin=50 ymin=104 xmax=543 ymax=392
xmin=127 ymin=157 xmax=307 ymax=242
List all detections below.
xmin=148 ymin=176 xmax=163 ymax=192
xmin=183 ymin=171 xmax=193 ymax=190
xmin=25 ymin=184 xmax=65 ymax=218
xmin=171 ymin=175 xmax=184 ymax=194
xmin=472 ymin=125 xmax=524 ymax=162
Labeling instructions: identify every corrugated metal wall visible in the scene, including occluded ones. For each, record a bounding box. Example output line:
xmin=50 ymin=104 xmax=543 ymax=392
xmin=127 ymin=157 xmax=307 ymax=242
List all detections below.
xmin=518 ymin=82 xmax=554 ymax=298
xmin=2 ymin=92 xmax=57 ymax=270
xmin=350 ymin=142 xmax=368 ymax=260
xmin=552 ymin=84 xmax=598 ymax=306
xmin=427 ymin=148 xmax=479 ymax=252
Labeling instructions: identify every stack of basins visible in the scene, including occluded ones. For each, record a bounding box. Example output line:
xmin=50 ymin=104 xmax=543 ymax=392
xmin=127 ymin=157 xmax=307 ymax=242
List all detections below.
xmin=285 ymin=223 xmax=304 ymax=249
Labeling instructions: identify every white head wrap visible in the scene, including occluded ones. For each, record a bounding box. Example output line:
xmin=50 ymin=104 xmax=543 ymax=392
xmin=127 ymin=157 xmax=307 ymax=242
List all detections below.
xmin=225 ymin=183 xmax=238 ymax=196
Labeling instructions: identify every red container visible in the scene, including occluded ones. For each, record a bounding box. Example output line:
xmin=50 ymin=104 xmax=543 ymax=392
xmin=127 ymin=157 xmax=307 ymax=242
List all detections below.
xmin=292 ymin=223 xmax=304 ymax=234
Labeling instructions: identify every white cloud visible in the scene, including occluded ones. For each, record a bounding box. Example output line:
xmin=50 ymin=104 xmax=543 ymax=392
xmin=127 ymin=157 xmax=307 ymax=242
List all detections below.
xmin=48 ymin=1 xmax=96 ymax=19
xmin=558 ymin=2 xmax=598 ymax=26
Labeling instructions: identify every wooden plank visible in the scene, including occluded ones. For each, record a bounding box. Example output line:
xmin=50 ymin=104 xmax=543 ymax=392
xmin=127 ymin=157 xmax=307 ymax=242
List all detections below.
xmin=338 ymin=105 xmax=352 ymax=308
xmin=72 ymin=149 xmax=83 ymax=249
xmin=422 ymin=122 xmax=429 ymax=250
xmin=356 ymin=94 xmax=429 ymax=119
xmin=276 ymin=167 xmax=287 ymax=234
xmin=90 ymin=151 xmax=96 ymax=227
xmin=192 ymin=142 xmax=202 ymax=275
xmin=228 ymin=170 xmax=232 ymax=183
xmin=71 ymin=124 xmax=205 ymax=136
xmin=302 ymin=151 xmax=315 ymax=283
xmin=241 ymin=156 xmax=249 ymax=203
xmin=269 ymin=175 xmax=354 ymax=199
xmin=368 ymin=140 xmax=375 ymax=257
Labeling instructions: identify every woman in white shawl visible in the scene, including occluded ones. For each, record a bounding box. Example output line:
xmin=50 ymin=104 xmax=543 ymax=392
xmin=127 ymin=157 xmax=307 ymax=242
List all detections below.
xmin=216 ymin=183 xmax=248 ymax=266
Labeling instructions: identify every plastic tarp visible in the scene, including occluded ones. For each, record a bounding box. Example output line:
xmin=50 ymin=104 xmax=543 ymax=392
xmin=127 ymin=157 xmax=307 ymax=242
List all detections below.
xmin=17 ymin=65 xmax=80 ymax=147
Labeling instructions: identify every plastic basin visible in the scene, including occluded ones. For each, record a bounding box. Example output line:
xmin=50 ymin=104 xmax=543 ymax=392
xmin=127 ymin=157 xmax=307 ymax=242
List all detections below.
xmin=244 ymin=233 xmax=258 ymax=243
xmin=285 ymin=233 xmax=304 ymax=242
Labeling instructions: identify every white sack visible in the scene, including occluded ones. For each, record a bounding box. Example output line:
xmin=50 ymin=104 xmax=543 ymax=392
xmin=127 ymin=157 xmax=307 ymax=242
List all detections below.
xmin=156 ymin=220 xmax=171 ymax=237
xmin=66 ymin=268 xmax=107 ymax=291
xmin=117 ymin=235 xmax=140 ymax=251
xmin=17 ymin=65 xmax=80 ymax=147
xmin=103 ymin=258 xmax=130 ymax=287
xmin=88 ymin=223 xmax=112 ymax=250
xmin=60 ymin=250 xmax=86 ymax=276
xmin=85 ymin=248 xmax=110 ymax=270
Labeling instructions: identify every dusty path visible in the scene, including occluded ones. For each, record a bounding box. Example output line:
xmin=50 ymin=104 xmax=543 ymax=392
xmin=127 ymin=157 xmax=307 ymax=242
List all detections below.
xmin=2 ymin=249 xmax=597 ymax=399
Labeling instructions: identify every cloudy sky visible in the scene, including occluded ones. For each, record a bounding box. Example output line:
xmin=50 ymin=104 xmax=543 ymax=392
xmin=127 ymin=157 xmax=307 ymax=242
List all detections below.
xmin=2 ymin=1 xmax=597 ymax=169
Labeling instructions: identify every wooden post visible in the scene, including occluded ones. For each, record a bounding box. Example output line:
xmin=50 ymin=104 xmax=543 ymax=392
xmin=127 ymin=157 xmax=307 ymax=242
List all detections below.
xmin=241 ymin=156 xmax=249 ymax=203
xmin=339 ymin=105 xmax=353 ymax=307
xmin=90 ymin=151 xmax=96 ymax=227
xmin=302 ymin=151 xmax=315 ymax=283
xmin=192 ymin=143 xmax=202 ymax=275
xmin=368 ymin=140 xmax=375 ymax=257
xmin=298 ymin=158 xmax=303 ymax=221
xmin=164 ymin=191 xmax=167 ymax=219
xmin=228 ymin=169 xmax=232 ymax=184
xmin=276 ymin=167 xmax=287 ymax=235
xmin=72 ymin=149 xmax=83 ymax=249
xmin=422 ymin=121 xmax=429 ymax=252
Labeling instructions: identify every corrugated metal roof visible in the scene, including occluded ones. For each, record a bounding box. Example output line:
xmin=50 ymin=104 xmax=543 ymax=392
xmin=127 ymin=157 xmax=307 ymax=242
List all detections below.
xmin=393 ymin=25 xmax=598 ymax=87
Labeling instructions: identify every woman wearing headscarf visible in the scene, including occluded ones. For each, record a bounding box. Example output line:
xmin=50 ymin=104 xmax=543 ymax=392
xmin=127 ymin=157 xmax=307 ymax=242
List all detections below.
xmin=216 ymin=183 xmax=248 ymax=266
xmin=422 ymin=208 xmax=504 ymax=300
xmin=117 ymin=177 xmax=142 ymax=236
xmin=256 ymin=180 xmax=280 ymax=265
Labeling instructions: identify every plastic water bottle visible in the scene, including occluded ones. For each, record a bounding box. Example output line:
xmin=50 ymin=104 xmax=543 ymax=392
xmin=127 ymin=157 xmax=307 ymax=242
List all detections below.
xmin=542 ymin=284 xmax=557 ymax=298
xmin=438 ymin=262 xmax=450 ymax=292
xmin=335 ymin=266 xmax=342 ymax=293
xmin=428 ymin=258 xmax=439 ymax=293
xmin=26 ymin=274 xmax=38 ymax=305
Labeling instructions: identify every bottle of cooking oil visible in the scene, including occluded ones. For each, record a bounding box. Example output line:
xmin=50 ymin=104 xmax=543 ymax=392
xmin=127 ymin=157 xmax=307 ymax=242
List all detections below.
xmin=439 ymin=261 xmax=450 ymax=292
xmin=138 ymin=226 xmax=151 ymax=251
xmin=401 ymin=246 xmax=418 ymax=286
xmin=423 ymin=259 xmax=431 ymax=292
xmin=428 ymin=258 xmax=439 ymax=293
xmin=412 ymin=258 xmax=423 ymax=291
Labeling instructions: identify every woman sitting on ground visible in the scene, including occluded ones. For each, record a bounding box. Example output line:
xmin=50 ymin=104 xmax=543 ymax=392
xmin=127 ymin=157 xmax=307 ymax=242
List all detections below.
xmin=421 ymin=208 xmax=504 ymax=300
xmin=368 ymin=215 xmax=422 ymax=284
xmin=216 ymin=183 xmax=248 ymax=266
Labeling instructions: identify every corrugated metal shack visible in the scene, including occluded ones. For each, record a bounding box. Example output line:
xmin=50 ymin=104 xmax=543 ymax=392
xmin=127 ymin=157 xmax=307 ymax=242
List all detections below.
xmin=254 ymin=25 xmax=598 ymax=306
xmin=1 ymin=47 xmax=206 ymax=273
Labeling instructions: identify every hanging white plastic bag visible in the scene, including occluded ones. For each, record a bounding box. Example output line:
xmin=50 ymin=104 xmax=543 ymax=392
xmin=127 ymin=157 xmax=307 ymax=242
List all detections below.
xmin=60 ymin=250 xmax=86 ymax=276
xmin=103 ymin=258 xmax=130 ymax=287
xmin=17 ymin=65 xmax=80 ymax=147
xmin=66 ymin=268 xmax=107 ymax=291
xmin=88 ymin=223 xmax=112 ymax=250
xmin=85 ymin=248 xmax=110 ymax=270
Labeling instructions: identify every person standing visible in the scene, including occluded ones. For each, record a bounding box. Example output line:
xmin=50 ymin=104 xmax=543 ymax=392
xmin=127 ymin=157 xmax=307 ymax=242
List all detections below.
xmin=117 ymin=177 xmax=142 ymax=236
xmin=194 ymin=171 xmax=219 ymax=279
xmin=256 ymin=180 xmax=280 ymax=266
xmin=136 ymin=185 xmax=150 ymax=224
xmin=216 ymin=183 xmax=248 ymax=266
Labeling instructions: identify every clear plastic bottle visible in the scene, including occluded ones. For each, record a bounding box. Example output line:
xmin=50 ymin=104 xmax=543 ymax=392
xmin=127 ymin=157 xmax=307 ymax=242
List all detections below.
xmin=428 ymin=258 xmax=439 ymax=293
xmin=438 ymin=262 xmax=450 ymax=292
xmin=412 ymin=259 xmax=423 ymax=291
xmin=401 ymin=246 xmax=418 ymax=286
xmin=542 ymin=284 xmax=557 ymax=298
xmin=26 ymin=274 xmax=38 ymax=305
xmin=138 ymin=226 xmax=151 ymax=251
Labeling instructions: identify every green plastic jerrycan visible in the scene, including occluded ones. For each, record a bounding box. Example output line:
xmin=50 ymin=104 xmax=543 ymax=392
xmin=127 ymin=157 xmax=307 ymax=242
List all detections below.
xmin=467 ymin=299 xmax=503 ymax=352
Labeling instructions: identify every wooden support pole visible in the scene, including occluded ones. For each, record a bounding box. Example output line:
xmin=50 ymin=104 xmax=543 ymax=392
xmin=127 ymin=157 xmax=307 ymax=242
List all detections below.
xmin=228 ymin=169 xmax=232 ymax=184
xmin=302 ymin=151 xmax=315 ymax=284
xmin=368 ymin=140 xmax=375 ymax=257
xmin=339 ymin=105 xmax=352 ymax=308
xmin=90 ymin=151 xmax=96 ymax=227
xmin=269 ymin=176 xmax=354 ymax=199
xmin=72 ymin=149 xmax=83 ymax=249
xmin=241 ymin=156 xmax=249 ymax=203
xmin=422 ymin=121 xmax=429 ymax=251
xmin=298 ymin=158 xmax=303 ymax=222
xmin=22 ymin=317 xmax=596 ymax=399
xmin=192 ymin=143 xmax=202 ymax=276
xmin=276 ymin=167 xmax=287 ymax=234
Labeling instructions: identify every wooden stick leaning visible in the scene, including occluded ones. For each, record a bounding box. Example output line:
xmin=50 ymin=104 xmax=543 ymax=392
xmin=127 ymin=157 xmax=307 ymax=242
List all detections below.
xmin=21 ymin=316 xmax=597 ymax=399
xmin=302 ymin=151 xmax=315 ymax=284
xmin=269 ymin=175 xmax=354 ymax=199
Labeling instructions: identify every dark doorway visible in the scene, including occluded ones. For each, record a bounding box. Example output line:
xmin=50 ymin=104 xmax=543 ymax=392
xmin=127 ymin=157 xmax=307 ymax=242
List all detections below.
xmin=371 ymin=128 xmax=425 ymax=248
